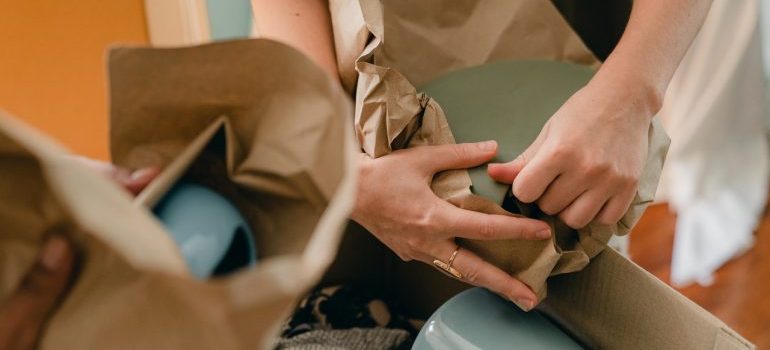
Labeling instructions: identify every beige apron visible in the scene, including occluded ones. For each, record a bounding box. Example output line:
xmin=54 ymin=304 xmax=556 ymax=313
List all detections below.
xmin=329 ymin=0 xmax=370 ymax=94
xmin=329 ymin=0 xmax=599 ymax=94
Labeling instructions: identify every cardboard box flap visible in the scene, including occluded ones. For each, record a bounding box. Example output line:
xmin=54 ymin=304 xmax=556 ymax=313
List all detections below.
xmin=542 ymin=249 xmax=755 ymax=350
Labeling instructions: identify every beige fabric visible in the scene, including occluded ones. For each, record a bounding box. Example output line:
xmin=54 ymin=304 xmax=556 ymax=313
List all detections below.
xmin=329 ymin=0 xmax=599 ymax=95
xmin=657 ymin=0 xmax=768 ymax=286
xmin=0 ymin=39 xmax=357 ymax=350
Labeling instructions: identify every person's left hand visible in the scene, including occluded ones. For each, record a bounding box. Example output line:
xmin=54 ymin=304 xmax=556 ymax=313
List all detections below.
xmin=487 ymin=82 xmax=655 ymax=229
xmin=71 ymin=156 xmax=159 ymax=196
xmin=0 ymin=158 xmax=158 ymax=349
xmin=0 ymin=235 xmax=75 ymax=350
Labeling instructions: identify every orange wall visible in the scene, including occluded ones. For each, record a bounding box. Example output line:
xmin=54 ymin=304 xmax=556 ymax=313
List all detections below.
xmin=0 ymin=0 xmax=149 ymax=160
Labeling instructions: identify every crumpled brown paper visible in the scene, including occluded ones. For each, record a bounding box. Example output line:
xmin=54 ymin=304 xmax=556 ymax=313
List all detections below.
xmin=0 ymin=39 xmax=356 ymax=349
xmin=346 ymin=0 xmax=669 ymax=298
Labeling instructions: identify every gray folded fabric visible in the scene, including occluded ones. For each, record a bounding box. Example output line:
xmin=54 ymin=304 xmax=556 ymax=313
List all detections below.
xmin=276 ymin=328 xmax=410 ymax=350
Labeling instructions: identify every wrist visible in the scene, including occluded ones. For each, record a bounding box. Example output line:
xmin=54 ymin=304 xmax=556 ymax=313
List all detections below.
xmin=586 ymin=69 xmax=664 ymax=119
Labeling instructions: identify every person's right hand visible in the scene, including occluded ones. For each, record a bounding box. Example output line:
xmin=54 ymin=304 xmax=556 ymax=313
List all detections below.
xmin=351 ymin=141 xmax=552 ymax=310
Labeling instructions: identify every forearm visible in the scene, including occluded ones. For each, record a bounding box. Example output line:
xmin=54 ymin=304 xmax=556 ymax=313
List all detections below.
xmin=251 ymin=0 xmax=339 ymax=78
xmin=590 ymin=0 xmax=712 ymax=115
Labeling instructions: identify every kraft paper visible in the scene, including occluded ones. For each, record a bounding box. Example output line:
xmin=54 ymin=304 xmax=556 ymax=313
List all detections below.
xmin=0 ymin=39 xmax=356 ymax=350
xmin=347 ymin=0 xmax=668 ymax=299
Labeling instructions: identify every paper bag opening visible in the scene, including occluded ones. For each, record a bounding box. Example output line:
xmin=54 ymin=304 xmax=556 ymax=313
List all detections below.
xmin=1 ymin=38 xmax=356 ymax=350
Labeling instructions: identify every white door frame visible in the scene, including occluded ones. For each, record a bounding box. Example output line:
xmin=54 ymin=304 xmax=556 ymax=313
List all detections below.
xmin=144 ymin=0 xmax=211 ymax=46
xmin=144 ymin=0 xmax=258 ymax=46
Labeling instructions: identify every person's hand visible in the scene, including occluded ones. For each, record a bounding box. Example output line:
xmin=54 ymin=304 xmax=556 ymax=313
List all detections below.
xmin=487 ymin=82 xmax=653 ymax=229
xmin=351 ymin=141 xmax=552 ymax=310
xmin=0 ymin=158 xmax=156 ymax=348
xmin=71 ymin=156 xmax=159 ymax=196
xmin=0 ymin=235 xmax=75 ymax=350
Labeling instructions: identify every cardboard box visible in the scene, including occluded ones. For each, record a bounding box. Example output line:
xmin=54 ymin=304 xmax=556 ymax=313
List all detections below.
xmin=544 ymin=248 xmax=753 ymax=349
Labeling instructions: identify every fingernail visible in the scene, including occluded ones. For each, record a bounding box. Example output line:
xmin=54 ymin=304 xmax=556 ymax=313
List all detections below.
xmin=536 ymin=228 xmax=551 ymax=239
xmin=40 ymin=236 xmax=68 ymax=271
xmin=114 ymin=168 xmax=132 ymax=182
xmin=513 ymin=298 xmax=534 ymax=312
xmin=130 ymin=167 xmax=156 ymax=181
xmin=487 ymin=163 xmax=500 ymax=169
xmin=477 ymin=140 xmax=497 ymax=151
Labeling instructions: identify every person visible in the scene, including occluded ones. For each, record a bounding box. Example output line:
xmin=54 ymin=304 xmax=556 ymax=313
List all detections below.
xmin=251 ymin=0 xmax=712 ymax=310
xmin=1 ymin=0 xmax=713 ymax=345
xmin=0 ymin=161 xmax=156 ymax=350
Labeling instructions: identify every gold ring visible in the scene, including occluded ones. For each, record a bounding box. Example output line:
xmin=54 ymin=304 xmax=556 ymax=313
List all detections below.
xmin=433 ymin=246 xmax=463 ymax=279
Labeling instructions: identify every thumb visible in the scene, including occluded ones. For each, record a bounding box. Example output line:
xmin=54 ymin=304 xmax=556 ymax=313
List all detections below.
xmin=487 ymin=145 xmax=536 ymax=184
xmin=487 ymin=123 xmax=550 ymax=184
xmin=119 ymin=167 xmax=160 ymax=196
xmin=414 ymin=140 xmax=498 ymax=174
xmin=0 ymin=235 xmax=75 ymax=350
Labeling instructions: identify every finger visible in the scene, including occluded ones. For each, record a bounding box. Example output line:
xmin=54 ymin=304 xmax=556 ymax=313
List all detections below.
xmin=120 ymin=167 xmax=161 ymax=195
xmin=536 ymin=175 xmax=587 ymax=215
xmin=0 ymin=235 xmax=75 ymax=350
xmin=71 ymin=156 xmax=159 ymax=196
xmin=410 ymin=141 xmax=498 ymax=174
xmin=595 ymin=189 xmax=636 ymax=225
xmin=438 ymin=201 xmax=551 ymax=240
xmin=511 ymin=152 xmax=563 ymax=203
xmin=558 ymin=190 xmax=612 ymax=229
xmin=71 ymin=155 xmax=118 ymax=178
xmin=486 ymin=123 xmax=549 ymax=184
xmin=486 ymin=155 xmax=524 ymax=184
xmin=430 ymin=242 xmax=538 ymax=311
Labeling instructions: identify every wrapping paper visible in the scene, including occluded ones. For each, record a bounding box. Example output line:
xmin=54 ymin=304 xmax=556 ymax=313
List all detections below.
xmin=347 ymin=0 xmax=669 ymax=298
xmin=0 ymin=39 xmax=356 ymax=349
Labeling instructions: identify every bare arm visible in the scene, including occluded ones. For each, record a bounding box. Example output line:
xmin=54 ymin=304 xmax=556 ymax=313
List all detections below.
xmin=593 ymin=0 xmax=713 ymax=114
xmin=250 ymin=0 xmax=339 ymax=79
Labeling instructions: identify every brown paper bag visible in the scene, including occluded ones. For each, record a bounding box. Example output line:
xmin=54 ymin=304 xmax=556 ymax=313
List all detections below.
xmin=0 ymin=39 xmax=356 ymax=349
xmin=342 ymin=0 xmax=669 ymax=299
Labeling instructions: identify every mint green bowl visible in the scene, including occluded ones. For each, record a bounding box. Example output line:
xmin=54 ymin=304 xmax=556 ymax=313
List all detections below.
xmin=421 ymin=60 xmax=593 ymax=203
xmin=412 ymin=60 xmax=594 ymax=349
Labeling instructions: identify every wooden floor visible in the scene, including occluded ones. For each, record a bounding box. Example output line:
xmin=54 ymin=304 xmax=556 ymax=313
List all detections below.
xmin=629 ymin=203 xmax=770 ymax=348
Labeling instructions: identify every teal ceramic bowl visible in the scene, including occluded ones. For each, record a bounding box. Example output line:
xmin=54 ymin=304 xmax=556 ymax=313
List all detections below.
xmin=420 ymin=59 xmax=593 ymax=203
xmin=413 ymin=288 xmax=582 ymax=350
xmin=412 ymin=60 xmax=595 ymax=349
xmin=153 ymin=181 xmax=257 ymax=278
